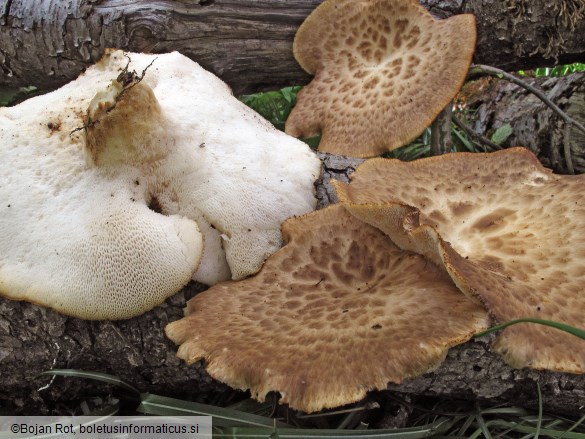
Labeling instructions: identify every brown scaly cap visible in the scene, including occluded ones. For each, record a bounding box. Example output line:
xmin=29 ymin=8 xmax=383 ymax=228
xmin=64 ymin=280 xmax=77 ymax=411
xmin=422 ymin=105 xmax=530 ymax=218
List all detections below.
xmin=166 ymin=204 xmax=488 ymax=413
xmin=285 ymin=0 xmax=476 ymax=157
xmin=333 ymin=147 xmax=585 ymax=373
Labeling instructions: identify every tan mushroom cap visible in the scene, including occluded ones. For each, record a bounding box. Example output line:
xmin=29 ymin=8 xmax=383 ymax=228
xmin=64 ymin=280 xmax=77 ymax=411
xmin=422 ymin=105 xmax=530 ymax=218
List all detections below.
xmin=285 ymin=0 xmax=476 ymax=157
xmin=166 ymin=204 xmax=488 ymax=412
xmin=333 ymin=148 xmax=585 ymax=372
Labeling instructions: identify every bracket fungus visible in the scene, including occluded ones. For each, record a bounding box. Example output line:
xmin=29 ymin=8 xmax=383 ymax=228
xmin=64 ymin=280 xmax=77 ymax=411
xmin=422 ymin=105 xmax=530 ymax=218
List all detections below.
xmin=0 ymin=50 xmax=320 ymax=319
xmin=166 ymin=204 xmax=489 ymax=413
xmin=333 ymin=148 xmax=585 ymax=373
xmin=285 ymin=0 xmax=477 ymax=157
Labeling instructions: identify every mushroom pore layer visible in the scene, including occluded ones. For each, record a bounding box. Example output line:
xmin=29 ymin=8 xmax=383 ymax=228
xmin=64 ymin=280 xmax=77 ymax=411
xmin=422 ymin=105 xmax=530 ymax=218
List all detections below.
xmin=0 ymin=50 xmax=321 ymax=319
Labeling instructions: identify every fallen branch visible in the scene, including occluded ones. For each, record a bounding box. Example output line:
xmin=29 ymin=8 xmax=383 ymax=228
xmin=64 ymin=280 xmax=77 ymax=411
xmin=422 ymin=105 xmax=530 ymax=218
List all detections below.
xmin=469 ymin=65 xmax=585 ymax=173
xmin=2 ymin=1 xmax=584 ymax=94
xmin=459 ymin=71 xmax=585 ymax=174
xmin=1 ymin=153 xmax=584 ymax=417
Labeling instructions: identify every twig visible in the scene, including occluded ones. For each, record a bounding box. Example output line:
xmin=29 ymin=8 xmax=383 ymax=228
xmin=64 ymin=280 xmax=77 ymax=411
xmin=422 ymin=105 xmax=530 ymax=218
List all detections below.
xmin=69 ymin=55 xmax=157 ymax=137
xmin=430 ymin=104 xmax=453 ymax=155
xmin=468 ymin=65 xmax=585 ymax=135
xmin=452 ymin=115 xmax=501 ymax=152
xmin=469 ymin=64 xmax=585 ymax=174
xmin=564 ymin=122 xmax=575 ymax=174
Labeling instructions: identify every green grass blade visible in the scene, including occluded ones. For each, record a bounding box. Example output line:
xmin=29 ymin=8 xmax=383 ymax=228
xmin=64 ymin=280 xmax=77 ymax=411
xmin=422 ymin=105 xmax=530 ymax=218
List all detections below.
xmin=475 ymin=414 xmax=494 ymax=439
xmin=226 ymin=398 xmax=276 ymax=418
xmin=535 ymin=383 xmax=543 ymax=439
xmin=475 ymin=319 xmax=585 ymax=340
xmin=456 ymin=414 xmax=476 ymax=436
xmin=483 ymin=421 xmax=585 ymax=439
xmin=452 ymin=127 xmax=476 ymax=152
xmin=38 ymin=369 xmax=140 ymax=395
xmin=214 ymin=417 xmax=454 ymax=438
xmin=565 ymin=415 xmax=585 ymax=434
xmin=562 ymin=416 xmax=585 ymax=438
xmin=137 ymin=393 xmax=290 ymax=428
xmin=480 ymin=408 xmax=531 ymax=416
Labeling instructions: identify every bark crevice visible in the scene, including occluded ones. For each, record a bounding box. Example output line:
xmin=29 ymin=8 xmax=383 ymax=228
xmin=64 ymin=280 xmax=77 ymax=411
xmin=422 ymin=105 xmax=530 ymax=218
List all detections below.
xmin=1 ymin=0 xmax=584 ymax=94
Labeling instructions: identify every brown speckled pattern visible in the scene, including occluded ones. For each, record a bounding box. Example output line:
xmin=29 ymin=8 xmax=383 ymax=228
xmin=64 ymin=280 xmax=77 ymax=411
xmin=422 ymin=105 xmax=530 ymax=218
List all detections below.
xmin=334 ymin=148 xmax=585 ymax=373
xmin=166 ymin=205 xmax=488 ymax=412
xmin=286 ymin=0 xmax=476 ymax=157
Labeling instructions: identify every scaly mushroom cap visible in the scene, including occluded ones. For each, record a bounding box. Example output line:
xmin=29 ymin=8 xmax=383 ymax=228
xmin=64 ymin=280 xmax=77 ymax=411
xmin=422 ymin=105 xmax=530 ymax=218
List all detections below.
xmin=285 ymin=0 xmax=476 ymax=157
xmin=0 ymin=50 xmax=320 ymax=319
xmin=333 ymin=148 xmax=585 ymax=372
xmin=166 ymin=204 xmax=489 ymax=412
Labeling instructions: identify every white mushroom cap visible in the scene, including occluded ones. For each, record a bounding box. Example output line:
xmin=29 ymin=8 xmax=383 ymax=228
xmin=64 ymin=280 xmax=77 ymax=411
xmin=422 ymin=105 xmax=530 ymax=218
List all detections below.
xmin=0 ymin=91 xmax=202 ymax=319
xmin=0 ymin=50 xmax=321 ymax=319
xmin=122 ymin=51 xmax=321 ymax=280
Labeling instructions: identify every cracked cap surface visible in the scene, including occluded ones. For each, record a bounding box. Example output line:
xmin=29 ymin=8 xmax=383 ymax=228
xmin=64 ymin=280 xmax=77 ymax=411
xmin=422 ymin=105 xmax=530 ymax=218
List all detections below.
xmin=334 ymin=148 xmax=585 ymax=372
xmin=286 ymin=0 xmax=476 ymax=157
xmin=166 ymin=204 xmax=488 ymax=412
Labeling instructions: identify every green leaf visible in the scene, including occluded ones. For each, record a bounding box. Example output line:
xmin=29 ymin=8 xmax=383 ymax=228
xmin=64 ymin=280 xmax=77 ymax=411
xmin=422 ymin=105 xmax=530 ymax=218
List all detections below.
xmin=239 ymin=86 xmax=302 ymax=131
xmin=302 ymin=135 xmax=322 ymax=150
xmin=281 ymin=86 xmax=301 ymax=104
xmin=490 ymin=123 xmax=513 ymax=145
xmin=0 ymin=85 xmax=38 ymax=106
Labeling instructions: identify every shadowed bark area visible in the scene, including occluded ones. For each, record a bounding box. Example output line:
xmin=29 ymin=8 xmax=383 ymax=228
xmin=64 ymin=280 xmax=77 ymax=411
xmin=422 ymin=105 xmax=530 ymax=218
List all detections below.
xmin=460 ymin=72 xmax=585 ymax=174
xmin=1 ymin=0 xmax=584 ymax=94
xmin=1 ymin=154 xmax=584 ymax=416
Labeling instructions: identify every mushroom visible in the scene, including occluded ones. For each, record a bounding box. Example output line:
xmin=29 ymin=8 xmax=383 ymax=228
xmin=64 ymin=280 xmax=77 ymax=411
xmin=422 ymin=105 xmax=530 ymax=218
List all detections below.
xmin=285 ymin=0 xmax=476 ymax=157
xmin=0 ymin=50 xmax=321 ymax=319
xmin=333 ymin=148 xmax=585 ymax=372
xmin=166 ymin=204 xmax=489 ymax=413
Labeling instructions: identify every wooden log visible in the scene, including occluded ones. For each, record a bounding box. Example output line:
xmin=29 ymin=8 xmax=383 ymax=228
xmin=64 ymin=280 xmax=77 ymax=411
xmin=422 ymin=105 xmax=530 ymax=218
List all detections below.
xmin=1 ymin=0 xmax=584 ymax=94
xmin=459 ymin=72 xmax=585 ymax=174
xmin=1 ymin=153 xmax=584 ymax=417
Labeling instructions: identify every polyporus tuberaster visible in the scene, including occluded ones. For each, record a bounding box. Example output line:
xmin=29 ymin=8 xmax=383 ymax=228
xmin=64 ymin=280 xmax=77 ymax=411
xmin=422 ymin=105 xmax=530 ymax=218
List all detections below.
xmin=285 ymin=0 xmax=476 ymax=157
xmin=0 ymin=50 xmax=320 ymax=319
xmin=166 ymin=204 xmax=489 ymax=413
xmin=334 ymin=148 xmax=585 ymax=373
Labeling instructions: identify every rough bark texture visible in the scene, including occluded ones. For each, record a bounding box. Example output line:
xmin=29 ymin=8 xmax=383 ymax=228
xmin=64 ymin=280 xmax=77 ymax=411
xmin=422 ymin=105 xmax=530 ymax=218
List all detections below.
xmin=1 ymin=0 xmax=584 ymax=94
xmin=460 ymin=72 xmax=585 ymax=174
xmin=1 ymin=153 xmax=584 ymax=417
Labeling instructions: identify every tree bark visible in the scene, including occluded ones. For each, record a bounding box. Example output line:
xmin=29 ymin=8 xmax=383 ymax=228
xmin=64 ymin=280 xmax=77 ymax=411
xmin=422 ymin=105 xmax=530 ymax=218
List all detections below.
xmin=1 ymin=0 xmax=584 ymax=95
xmin=460 ymin=71 xmax=585 ymax=174
xmin=1 ymin=153 xmax=584 ymax=417
xmin=431 ymin=104 xmax=453 ymax=155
